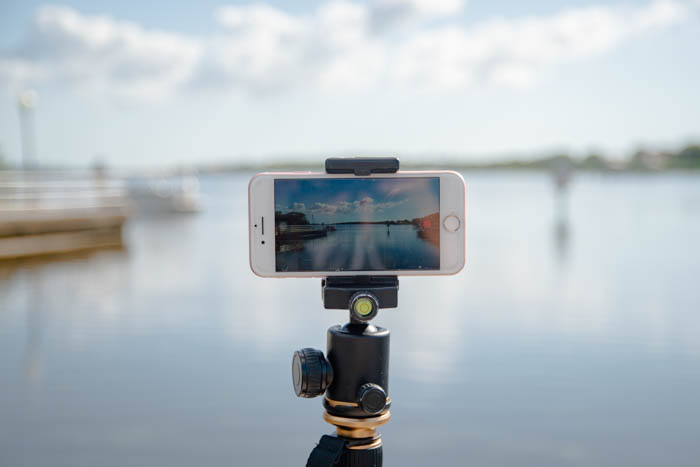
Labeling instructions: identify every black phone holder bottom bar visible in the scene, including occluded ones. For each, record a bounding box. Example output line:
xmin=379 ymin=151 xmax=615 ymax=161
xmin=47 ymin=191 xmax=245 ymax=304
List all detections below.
xmin=322 ymin=276 xmax=399 ymax=311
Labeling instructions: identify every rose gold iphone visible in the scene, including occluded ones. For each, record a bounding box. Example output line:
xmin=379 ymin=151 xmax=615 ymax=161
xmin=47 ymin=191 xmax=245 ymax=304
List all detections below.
xmin=248 ymin=171 xmax=465 ymax=277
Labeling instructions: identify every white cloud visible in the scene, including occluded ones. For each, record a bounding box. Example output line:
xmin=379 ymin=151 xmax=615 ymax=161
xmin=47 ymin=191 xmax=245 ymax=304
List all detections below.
xmin=300 ymin=196 xmax=407 ymax=215
xmin=392 ymin=0 xmax=689 ymax=89
xmin=0 ymin=1 xmax=692 ymax=99
xmin=206 ymin=1 xmax=387 ymax=91
xmin=205 ymin=4 xmax=312 ymax=92
xmin=1 ymin=5 xmax=201 ymax=99
xmin=314 ymin=1 xmax=387 ymax=89
xmin=0 ymin=58 xmax=46 ymax=90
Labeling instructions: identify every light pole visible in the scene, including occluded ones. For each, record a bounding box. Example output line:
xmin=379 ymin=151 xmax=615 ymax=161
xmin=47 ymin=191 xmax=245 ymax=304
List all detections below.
xmin=18 ymin=89 xmax=38 ymax=169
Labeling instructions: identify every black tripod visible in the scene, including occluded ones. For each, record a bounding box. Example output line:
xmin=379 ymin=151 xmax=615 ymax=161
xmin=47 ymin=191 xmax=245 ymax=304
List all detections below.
xmin=293 ymin=276 xmax=397 ymax=467
xmin=291 ymin=158 xmax=400 ymax=467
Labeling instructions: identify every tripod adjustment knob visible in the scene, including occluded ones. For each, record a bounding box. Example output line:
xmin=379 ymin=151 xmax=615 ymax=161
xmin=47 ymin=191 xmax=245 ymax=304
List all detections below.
xmin=358 ymin=383 xmax=387 ymax=414
xmin=292 ymin=348 xmax=333 ymax=398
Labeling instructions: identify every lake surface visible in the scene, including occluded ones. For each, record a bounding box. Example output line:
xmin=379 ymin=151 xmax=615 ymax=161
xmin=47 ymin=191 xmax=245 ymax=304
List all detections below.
xmin=1 ymin=172 xmax=699 ymax=467
xmin=276 ymin=223 xmax=439 ymax=272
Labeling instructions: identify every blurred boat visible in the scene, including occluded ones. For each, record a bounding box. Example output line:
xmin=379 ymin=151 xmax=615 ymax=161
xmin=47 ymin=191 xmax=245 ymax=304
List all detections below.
xmin=126 ymin=175 xmax=200 ymax=215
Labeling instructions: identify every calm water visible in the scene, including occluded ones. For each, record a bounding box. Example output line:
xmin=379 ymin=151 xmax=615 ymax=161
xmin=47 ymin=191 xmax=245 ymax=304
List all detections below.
xmin=276 ymin=224 xmax=439 ymax=271
xmin=1 ymin=172 xmax=699 ymax=467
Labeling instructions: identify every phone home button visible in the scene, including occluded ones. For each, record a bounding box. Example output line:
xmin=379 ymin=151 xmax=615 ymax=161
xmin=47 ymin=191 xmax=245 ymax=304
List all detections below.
xmin=443 ymin=215 xmax=460 ymax=232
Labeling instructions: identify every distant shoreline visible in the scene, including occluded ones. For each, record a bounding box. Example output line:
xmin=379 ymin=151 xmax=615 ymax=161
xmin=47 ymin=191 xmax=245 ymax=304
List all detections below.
xmin=199 ymin=145 xmax=700 ymax=173
xmin=2 ymin=145 xmax=698 ymax=174
xmin=194 ymin=144 xmax=700 ymax=174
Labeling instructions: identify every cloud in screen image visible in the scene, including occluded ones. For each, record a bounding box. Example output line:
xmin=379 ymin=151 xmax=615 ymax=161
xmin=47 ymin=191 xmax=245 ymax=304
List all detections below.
xmin=274 ymin=178 xmax=440 ymax=272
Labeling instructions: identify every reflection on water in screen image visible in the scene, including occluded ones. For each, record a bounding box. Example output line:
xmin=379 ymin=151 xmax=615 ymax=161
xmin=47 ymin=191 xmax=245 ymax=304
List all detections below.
xmin=276 ymin=222 xmax=439 ymax=271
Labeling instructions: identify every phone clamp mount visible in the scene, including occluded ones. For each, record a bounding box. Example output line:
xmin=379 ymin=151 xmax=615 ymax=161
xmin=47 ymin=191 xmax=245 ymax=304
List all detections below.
xmin=292 ymin=158 xmax=399 ymax=467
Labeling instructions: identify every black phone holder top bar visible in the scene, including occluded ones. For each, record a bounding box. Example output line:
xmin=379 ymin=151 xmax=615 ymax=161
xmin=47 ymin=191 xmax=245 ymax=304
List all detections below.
xmin=322 ymin=157 xmax=400 ymax=314
xmin=325 ymin=157 xmax=399 ymax=176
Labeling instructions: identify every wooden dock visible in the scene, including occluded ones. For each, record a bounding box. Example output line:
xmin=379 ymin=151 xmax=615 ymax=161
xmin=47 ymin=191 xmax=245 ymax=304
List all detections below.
xmin=276 ymin=224 xmax=334 ymax=241
xmin=0 ymin=172 xmax=128 ymax=260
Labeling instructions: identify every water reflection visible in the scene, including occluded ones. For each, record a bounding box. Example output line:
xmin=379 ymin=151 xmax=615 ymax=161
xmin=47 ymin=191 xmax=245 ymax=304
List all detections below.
xmin=551 ymin=157 xmax=573 ymax=269
xmin=1 ymin=173 xmax=700 ymax=466
xmin=23 ymin=270 xmax=43 ymax=391
xmin=553 ymin=217 xmax=570 ymax=268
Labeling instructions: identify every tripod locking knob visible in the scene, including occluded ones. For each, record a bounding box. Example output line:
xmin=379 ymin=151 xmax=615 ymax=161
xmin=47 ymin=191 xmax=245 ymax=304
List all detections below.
xmin=358 ymin=383 xmax=387 ymax=414
xmin=292 ymin=348 xmax=333 ymax=398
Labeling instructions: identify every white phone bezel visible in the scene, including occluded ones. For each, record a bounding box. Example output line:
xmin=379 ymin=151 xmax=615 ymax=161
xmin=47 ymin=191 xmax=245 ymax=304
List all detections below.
xmin=248 ymin=170 xmax=465 ymax=277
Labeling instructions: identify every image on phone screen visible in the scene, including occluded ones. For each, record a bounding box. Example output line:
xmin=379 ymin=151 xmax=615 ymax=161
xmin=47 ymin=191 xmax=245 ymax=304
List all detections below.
xmin=274 ymin=177 xmax=440 ymax=272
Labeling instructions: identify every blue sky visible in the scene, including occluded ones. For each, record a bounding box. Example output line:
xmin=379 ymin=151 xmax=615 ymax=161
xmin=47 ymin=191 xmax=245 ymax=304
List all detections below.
xmin=275 ymin=177 xmax=439 ymax=223
xmin=1 ymin=0 xmax=699 ymax=168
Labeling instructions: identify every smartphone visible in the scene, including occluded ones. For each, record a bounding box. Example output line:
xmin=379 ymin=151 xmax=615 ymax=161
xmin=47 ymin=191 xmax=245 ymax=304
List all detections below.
xmin=248 ymin=171 xmax=465 ymax=277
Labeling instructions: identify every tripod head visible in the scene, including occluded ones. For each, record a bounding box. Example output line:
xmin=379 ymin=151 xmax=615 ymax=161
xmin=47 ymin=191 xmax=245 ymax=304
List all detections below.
xmin=293 ymin=276 xmax=396 ymax=404
xmin=293 ymin=276 xmax=396 ymax=466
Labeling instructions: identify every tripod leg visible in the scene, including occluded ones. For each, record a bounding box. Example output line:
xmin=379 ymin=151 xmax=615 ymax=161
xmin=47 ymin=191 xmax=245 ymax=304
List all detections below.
xmin=306 ymin=435 xmax=345 ymax=466
xmin=338 ymin=444 xmax=382 ymax=467
xmin=307 ymin=435 xmax=382 ymax=467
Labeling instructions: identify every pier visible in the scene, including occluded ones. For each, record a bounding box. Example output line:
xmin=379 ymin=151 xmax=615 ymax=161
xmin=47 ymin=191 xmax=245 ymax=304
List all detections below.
xmin=276 ymin=224 xmax=334 ymax=241
xmin=0 ymin=172 xmax=128 ymax=259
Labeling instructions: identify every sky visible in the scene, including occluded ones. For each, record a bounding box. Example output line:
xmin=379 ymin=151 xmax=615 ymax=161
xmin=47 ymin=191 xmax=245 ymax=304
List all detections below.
xmin=0 ymin=0 xmax=699 ymax=168
xmin=274 ymin=177 xmax=439 ymax=223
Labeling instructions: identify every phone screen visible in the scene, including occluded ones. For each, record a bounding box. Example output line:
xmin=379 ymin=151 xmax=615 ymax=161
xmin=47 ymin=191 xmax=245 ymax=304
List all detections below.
xmin=274 ymin=177 xmax=440 ymax=272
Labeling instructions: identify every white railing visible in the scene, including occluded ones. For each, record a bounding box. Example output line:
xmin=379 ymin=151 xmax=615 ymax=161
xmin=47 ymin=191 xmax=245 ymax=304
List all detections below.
xmin=0 ymin=171 xmax=128 ymax=211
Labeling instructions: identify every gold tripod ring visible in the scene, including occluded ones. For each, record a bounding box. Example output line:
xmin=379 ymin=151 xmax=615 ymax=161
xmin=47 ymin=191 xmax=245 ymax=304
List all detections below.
xmin=323 ymin=411 xmax=391 ymax=429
